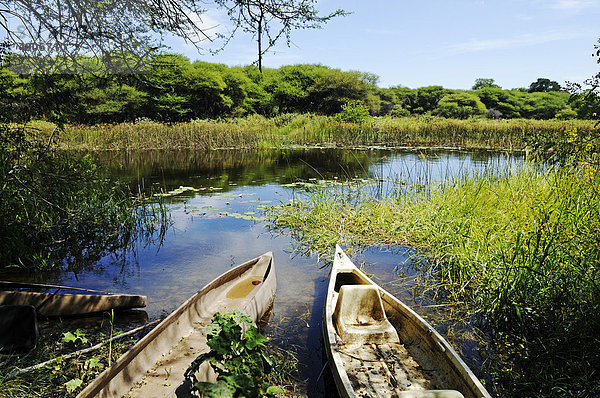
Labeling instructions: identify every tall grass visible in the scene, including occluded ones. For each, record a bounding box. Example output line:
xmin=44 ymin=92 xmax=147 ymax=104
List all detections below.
xmin=0 ymin=123 xmax=170 ymax=270
xmin=28 ymin=116 xmax=597 ymax=151
xmin=269 ymin=158 xmax=600 ymax=396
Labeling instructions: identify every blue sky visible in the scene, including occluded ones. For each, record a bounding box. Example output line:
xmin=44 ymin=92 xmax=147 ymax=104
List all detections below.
xmin=168 ymin=0 xmax=600 ymax=90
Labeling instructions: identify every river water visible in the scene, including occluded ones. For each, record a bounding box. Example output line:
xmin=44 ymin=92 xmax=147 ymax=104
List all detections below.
xmin=24 ymin=148 xmax=524 ymax=396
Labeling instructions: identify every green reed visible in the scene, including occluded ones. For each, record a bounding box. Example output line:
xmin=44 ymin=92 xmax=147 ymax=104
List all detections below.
xmin=29 ymin=116 xmax=597 ymax=151
xmin=268 ymin=158 xmax=600 ymax=397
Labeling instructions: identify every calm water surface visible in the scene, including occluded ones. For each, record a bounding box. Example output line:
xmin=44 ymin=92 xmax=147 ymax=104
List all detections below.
xmin=28 ymin=148 xmax=525 ymax=396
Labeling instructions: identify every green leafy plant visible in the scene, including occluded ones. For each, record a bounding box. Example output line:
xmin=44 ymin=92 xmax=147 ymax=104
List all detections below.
xmin=334 ymin=101 xmax=372 ymax=124
xmin=64 ymin=378 xmax=83 ymax=394
xmin=184 ymin=311 xmax=283 ymax=398
xmin=61 ymin=329 xmax=89 ymax=348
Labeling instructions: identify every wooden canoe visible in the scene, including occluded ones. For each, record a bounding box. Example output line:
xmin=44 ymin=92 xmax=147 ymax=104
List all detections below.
xmin=0 ymin=281 xmax=147 ymax=317
xmin=323 ymin=245 xmax=491 ymax=398
xmin=77 ymin=251 xmax=276 ymax=398
xmin=0 ymin=305 xmax=38 ymax=354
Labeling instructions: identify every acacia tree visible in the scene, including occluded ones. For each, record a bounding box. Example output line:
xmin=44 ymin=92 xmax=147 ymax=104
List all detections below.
xmin=529 ymin=78 xmax=562 ymax=93
xmin=213 ymin=0 xmax=346 ymax=72
xmin=472 ymin=78 xmax=500 ymax=90
xmin=0 ymin=0 xmax=216 ymax=74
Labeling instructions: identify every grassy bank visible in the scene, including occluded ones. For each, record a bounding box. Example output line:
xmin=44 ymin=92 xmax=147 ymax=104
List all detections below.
xmin=0 ymin=320 xmax=144 ymax=397
xmin=268 ymin=159 xmax=600 ymax=396
xmin=28 ymin=115 xmax=596 ymax=151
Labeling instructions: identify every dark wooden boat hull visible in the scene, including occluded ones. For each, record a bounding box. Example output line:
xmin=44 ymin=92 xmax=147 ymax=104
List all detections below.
xmin=0 ymin=290 xmax=147 ymax=317
xmin=0 ymin=305 xmax=38 ymax=354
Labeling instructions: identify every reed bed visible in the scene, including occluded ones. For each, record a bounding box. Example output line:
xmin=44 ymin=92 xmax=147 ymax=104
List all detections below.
xmin=28 ymin=116 xmax=597 ymax=151
xmin=268 ymin=158 xmax=600 ymax=397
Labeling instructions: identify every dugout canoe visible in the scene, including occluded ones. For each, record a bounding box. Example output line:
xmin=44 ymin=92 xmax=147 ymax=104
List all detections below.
xmin=0 ymin=305 xmax=38 ymax=354
xmin=77 ymin=251 xmax=276 ymax=398
xmin=323 ymin=245 xmax=491 ymax=398
xmin=0 ymin=281 xmax=147 ymax=317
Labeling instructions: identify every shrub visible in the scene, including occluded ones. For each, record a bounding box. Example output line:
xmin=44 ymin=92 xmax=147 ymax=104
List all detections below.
xmin=434 ymin=92 xmax=487 ymax=119
xmin=334 ymin=102 xmax=372 ymax=124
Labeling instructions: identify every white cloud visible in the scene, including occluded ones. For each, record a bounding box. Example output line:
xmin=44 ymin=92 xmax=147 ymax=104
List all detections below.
xmin=185 ymin=8 xmax=230 ymax=42
xmin=439 ymin=29 xmax=591 ymax=57
xmin=546 ymin=0 xmax=599 ymax=11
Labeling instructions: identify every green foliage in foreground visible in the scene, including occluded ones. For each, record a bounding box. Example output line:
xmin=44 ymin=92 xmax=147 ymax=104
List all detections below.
xmin=185 ymin=311 xmax=283 ymax=398
xmin=0 ymin=124 xmax=164 ymax=270
xmin=269 ymin=158 xmax=600 ymax=396
xmin=0 ymin=325 xmax=137 ymax=397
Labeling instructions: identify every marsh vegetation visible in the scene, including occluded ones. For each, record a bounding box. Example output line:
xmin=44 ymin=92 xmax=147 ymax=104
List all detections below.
xmin=269 ymin=142 xmax=600 ymax=396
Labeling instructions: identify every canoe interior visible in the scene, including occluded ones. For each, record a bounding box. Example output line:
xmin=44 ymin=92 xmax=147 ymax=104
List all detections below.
xmin=325 ymin=246 xmax=490 ymax=398
xmin=78 ymin=252 xmax=275 ymax=398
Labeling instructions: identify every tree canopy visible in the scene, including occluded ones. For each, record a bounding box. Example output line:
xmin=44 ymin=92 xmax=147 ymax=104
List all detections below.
xmin=472 ymin=78 xmax=500 ymax=90
xmin=0 ymin=57 xmax=582 ymax=123
xmin=0 ymin=0 xmax=345 ymax=74
xmin=529 ymin=78 xmax=562 ymax=93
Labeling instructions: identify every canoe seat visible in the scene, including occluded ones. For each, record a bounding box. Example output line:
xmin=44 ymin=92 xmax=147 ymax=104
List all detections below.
xmin=396 ymin=391 xmax=465 ymax=398
xmin=333 ymin=285 xmax=399 ymax=345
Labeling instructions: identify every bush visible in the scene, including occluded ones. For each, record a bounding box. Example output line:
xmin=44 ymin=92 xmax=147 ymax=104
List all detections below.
xmin=434 ymin=92 xmax=487 ymax=119
xmin=333 ymin=102 xmax=372 ymax=124
xmin=554 ymin=107 xmax=578 ymax=120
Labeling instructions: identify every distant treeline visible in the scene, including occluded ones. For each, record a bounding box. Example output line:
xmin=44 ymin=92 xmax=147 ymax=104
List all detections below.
xmin=0 ymin=54 xmax=584 ymax=124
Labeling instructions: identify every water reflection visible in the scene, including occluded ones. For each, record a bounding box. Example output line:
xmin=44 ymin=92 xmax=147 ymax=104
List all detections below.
xmin=93 ymin=148 xmax=385 ymax=193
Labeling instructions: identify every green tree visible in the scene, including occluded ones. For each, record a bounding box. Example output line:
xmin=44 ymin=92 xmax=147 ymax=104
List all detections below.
xmin=472 ymin=78 xmax=500 ymax=90
xmin=389 ymin=86 xmax=418 ymax=114
xmin=375 ymin=87 xmax=399 ymax=116
xmin=528 ymin=78 xmax=562 ymax=93
xmin=434 ymin=92 xmax=487 ymax=119
xmin=475 ymin=87 xmax=523 ymax=119
xmin=75 ymin=81 xmax=148 ymax=123
xmin=520 ymin=91 xmax=569 ymax=119
xmin=554 ymin=107 xmax=578 ymax=120
xmin=307 ymin=68 xmax=371 ymax=115
xmin=0 ymin=66 xmax=34 ymax=122
xmin=334 ymin=102 xmax=371 ymax=124
xmin=263 ymin=64 xmax=314 ymax=113
xmin=413 ymin=86 xmax=449 ymax=114
xmin=144 ymin=55 xmax=229 ymax=121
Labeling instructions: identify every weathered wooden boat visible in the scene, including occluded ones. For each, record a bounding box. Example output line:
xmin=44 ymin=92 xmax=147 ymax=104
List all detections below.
xmin=77 ymin=251 xmax=276 ymax=398
xmin=0 ymin=281 xmax=147 ymax=317
xmin=323 ymin=245 xmax=491 ymax=398
xmin=0 ymin=305 xmax=38 ymax=354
